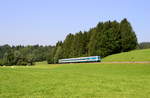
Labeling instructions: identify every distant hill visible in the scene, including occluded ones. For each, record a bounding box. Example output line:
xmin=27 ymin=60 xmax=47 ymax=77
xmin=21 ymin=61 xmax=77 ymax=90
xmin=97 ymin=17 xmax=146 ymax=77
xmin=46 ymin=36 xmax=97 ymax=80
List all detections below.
xmin=102 ymin=49 xmax=150 ymax=62
xmin=139 ymin=42 xmax=150 ymax=49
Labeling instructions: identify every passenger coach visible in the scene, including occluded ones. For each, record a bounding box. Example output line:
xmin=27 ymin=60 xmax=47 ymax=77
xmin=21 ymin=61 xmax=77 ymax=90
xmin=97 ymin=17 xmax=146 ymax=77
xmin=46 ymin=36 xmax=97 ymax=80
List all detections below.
xmin=59 ymin=56 xmax=101 ymax=63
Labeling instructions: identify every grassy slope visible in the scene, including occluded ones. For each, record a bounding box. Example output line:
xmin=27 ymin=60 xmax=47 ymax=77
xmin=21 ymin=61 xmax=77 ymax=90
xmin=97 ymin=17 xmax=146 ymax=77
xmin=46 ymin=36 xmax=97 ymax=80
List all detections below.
xmin=0 ymin=62 xmax=150 ymax=98
xmin=102 ymin=49 xmax=150 ymax=62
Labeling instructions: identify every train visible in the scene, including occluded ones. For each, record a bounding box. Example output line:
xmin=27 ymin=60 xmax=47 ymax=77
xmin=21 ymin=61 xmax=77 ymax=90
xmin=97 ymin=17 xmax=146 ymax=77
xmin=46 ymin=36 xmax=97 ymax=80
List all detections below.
xmin=58 ymin=56 xmax=101 ymax=63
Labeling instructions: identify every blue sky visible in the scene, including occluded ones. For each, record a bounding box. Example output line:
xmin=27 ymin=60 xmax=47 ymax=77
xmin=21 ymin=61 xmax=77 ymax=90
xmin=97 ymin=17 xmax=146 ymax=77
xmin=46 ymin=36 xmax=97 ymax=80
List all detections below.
xmin=0 ymin=0 xmax=149 ymax=45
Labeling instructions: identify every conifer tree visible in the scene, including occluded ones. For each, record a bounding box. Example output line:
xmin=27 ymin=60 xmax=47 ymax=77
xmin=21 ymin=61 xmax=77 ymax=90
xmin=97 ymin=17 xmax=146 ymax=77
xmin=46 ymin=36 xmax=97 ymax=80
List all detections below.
xmin=62 ymin=34 xmax=74 ymax=58
xmin=120 ymin=18 xmax=138 ymax=52
xmin=88 ymin=28 xmax=98 ymax=56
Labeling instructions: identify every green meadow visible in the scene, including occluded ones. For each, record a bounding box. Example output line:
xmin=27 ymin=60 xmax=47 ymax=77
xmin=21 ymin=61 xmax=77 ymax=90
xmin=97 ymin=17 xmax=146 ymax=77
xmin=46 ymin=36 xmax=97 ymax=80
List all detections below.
xmin=102 ymin=49 xmax=150 ymax=62
xmin=0 ymin=62 xmax=150 ymax=98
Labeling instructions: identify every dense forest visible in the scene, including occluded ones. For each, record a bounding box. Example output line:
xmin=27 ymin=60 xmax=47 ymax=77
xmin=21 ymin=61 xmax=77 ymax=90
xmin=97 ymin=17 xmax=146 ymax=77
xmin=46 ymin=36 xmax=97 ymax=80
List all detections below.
xmin=0 ymin=18 xmax=140 ymax=65
xmin=47 ymin=18 xmax=138 ymax=64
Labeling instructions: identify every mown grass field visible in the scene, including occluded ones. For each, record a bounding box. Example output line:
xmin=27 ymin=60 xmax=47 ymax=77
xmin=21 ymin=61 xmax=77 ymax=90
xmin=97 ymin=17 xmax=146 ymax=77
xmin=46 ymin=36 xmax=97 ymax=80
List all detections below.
xmin=102 ymin=49 xmax=150 ymax=62
xmin=0 ymin=62 xmax=150 ymax=98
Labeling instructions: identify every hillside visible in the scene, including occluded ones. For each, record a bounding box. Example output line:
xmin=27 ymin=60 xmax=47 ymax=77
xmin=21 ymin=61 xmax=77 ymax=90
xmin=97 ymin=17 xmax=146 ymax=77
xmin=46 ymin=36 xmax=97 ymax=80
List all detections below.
xmin=102 ymin=49 xmax=150 ymax=62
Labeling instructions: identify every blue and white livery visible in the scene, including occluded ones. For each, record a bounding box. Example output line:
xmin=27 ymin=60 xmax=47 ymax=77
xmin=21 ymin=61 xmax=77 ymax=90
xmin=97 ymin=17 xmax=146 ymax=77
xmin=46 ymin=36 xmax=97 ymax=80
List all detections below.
xmin=59 ymin=56 xmax=101 ymax=63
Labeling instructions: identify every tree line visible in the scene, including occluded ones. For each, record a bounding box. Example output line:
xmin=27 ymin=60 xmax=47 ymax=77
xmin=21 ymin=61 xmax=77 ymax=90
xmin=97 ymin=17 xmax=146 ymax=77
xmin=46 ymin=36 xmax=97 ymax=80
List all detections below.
xmin=0 ymin=45 xmax=54 ymax=66
xmin=0 ymin=18 xmax=138 ymax=65
xmin=47 ymin=18 xmax=138 ymax=64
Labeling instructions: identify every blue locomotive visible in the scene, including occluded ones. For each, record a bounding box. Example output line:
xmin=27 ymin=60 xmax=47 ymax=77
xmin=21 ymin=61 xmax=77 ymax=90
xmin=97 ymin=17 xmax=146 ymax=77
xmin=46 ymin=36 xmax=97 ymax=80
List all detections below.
xmin=59 ymin=56 xmax=101 ymax=63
